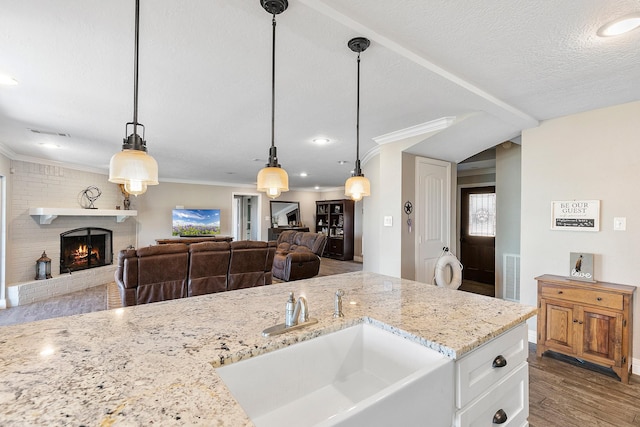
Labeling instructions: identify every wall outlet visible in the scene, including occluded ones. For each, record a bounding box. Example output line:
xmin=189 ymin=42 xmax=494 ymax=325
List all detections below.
xmin=383 ymin=216 xmax=393 ymax=227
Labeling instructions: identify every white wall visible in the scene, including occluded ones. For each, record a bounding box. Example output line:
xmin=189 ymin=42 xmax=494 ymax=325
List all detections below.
xmin=401 ymin=152 xmax=416 ymax=279
xmin=495 ymin=143 xmax=521 ymax=298
xmin=135 ymin=182 xmax=338 ymax=247
xmin=363 ymin=154 xmax=381 ymax=272
xmin=521 ymin=101 xmax=640 ymax=359
xmin=0 ymin=152 xmax=11 ymax=307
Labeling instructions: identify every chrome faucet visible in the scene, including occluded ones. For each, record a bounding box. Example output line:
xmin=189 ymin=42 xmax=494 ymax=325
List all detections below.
xmin=262 ymin=292 xmax=318 ymax=337
xmin=285 ymin=292 xmax=309 ymax=327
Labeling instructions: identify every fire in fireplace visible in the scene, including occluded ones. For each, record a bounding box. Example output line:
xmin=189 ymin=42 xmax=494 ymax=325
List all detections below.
xmin=60 ymin=227 xmax=113 ymax=273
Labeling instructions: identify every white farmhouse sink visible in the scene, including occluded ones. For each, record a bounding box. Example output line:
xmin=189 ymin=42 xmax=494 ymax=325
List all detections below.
xmin=217 ymin=323 xmax=454 ymax=427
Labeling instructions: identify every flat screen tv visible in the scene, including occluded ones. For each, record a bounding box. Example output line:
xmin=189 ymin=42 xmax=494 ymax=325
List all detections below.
xmin=172 ymin=209 xmax=221 ymax=236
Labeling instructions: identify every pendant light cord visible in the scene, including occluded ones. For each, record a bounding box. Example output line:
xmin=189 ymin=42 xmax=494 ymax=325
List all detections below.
xmin=271 ymin=14 xmax=276 ymax=149
xmin=133 ymin=0 xmax=140 ymax=136
xmin=355 ymin=52 xmax=361 ymax=175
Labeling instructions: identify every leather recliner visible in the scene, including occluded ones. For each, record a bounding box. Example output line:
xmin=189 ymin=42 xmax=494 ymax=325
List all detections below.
xmin=188 ymin=241 xmax=231 ymax=296
xmin=271 ymin=231 xmax=327 ymax=282
xmin=228 ymin=240 xmax=276 ymax=290
xmin=135 ymin=244 xmax=190 ymax=304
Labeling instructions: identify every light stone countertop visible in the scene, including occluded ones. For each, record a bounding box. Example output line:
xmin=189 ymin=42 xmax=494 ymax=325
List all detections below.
xmin=0 ymin=272 xmax=537 ymax=426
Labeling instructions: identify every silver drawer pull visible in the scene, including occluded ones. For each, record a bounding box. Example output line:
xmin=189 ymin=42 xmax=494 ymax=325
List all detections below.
xmin=493 ymin=408 xmax=508 ymax=424
xmin=492 ymin=355 xmax=507 ymax=368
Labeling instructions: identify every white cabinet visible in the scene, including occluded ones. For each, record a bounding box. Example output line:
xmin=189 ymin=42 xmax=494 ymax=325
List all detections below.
xmin=454 ymin=323 xmax=529 ymax=427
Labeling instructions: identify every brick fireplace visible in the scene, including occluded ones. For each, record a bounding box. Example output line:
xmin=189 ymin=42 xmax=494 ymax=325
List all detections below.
xmin=5 ymin=160 xmax=138 ymax=307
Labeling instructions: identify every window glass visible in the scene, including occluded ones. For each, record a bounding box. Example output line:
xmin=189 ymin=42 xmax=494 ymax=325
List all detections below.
xmin=468 ymin=193 xmax=496 ymax=237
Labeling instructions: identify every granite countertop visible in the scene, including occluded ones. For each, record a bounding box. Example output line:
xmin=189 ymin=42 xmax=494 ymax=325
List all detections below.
xmin=0 ymin=272 xmax=537 ymax=426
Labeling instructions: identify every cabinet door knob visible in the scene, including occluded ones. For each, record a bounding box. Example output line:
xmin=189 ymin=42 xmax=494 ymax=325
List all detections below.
xmin=573 ymin=319 xmax=578 ymax=323
xmin=558 ymin=290 xmax=563 ymax=294
xmin=493 ymin=409 xmax=508 ymax=424
xmin=596 ymin=297 xmax=603 ymax=301
xmin=492 ymin=355 xmax=507 ymax=368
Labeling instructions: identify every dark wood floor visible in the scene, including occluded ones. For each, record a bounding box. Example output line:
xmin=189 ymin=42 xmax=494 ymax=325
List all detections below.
xmin=529 ymin=343 xmax=640 ymax=426
xmin=459 ymin=279 xmax=495 ymax=297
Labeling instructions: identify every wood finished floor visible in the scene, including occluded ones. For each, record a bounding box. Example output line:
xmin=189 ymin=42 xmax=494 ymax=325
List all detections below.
xmin=3 ymin=260 xmax=639 ymax=427
xmin=529 ymin=343 xmax=640 ymax=426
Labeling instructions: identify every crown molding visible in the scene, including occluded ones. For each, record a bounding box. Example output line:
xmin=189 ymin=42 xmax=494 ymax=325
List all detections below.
xmin=361 ymin=145 xmax=381 ymax=167
xmin=373 ymin=116 xmax=456 ymax=145
xmin=0 ymin=143 xmax=108 ymax=175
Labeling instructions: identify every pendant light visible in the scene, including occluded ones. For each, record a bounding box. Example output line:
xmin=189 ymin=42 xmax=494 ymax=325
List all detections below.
xmin=109 ymin=0 xmax=158 ymax=196
xmin=256 ymin=0 xmax=289 ymax=200
xmin=345 ymin=37 xmax=371 ymax=202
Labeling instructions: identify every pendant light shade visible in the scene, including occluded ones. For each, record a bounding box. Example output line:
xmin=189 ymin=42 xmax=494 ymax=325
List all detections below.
xmin=345 ymin=175 xmax=370 ymax=202
xmin=108 ymin=0 xmax=158 ymax=196
xmin=345 ymin=37 xmax=371 ymax=202
xmin=257 ymin=165 xmax=289 ymax=199
xmin=257 ymin=0 xmax=289 ymax=200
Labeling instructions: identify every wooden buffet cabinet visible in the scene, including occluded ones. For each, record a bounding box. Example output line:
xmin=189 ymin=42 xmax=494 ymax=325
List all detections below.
xmin=536 ymin=274 xmax=635 ymax=383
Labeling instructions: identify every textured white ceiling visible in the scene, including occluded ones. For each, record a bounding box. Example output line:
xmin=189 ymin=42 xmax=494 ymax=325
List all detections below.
xmin=0 ymin=0 xmax=638 ymax=189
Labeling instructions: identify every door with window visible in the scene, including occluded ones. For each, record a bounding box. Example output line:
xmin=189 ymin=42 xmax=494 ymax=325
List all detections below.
xmin=460 ymin=186 xmax=495 ymax=284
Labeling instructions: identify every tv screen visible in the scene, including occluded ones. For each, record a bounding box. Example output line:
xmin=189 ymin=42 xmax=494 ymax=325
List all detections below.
xmin=172 ymin=209 xmax=221 ymax=236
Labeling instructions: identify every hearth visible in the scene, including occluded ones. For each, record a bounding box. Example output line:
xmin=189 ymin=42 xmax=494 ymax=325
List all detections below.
xmin=60 ymin=227 xmax=113 ymax=274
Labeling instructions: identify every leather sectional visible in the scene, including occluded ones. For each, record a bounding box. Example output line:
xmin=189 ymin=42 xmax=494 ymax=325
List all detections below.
xmin=115 ymin=240 xmax=276 ymax=306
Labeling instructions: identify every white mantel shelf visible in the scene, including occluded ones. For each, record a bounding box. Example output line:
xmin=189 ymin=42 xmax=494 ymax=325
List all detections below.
xmin=29 ymin=207 xmax=137 ymax=224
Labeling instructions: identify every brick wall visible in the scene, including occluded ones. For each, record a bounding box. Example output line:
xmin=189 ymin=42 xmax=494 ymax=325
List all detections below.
xmin=8 ymin=160 xmax=137 ymax=285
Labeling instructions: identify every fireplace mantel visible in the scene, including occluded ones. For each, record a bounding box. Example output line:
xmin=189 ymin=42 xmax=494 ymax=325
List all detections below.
xmin=29 ymin=208 xmax=137 ymax=224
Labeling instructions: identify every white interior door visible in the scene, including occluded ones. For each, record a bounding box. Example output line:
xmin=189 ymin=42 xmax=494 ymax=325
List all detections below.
xmin=415 ymin=157 xmax=451 ymax=284
xmin=232 ymin=193 xmax=261 ymax=241
xmin=232 ymin=195 xmax=241 ymax=241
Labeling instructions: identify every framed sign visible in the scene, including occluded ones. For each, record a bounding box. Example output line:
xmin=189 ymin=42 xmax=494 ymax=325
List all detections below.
xmin=551 ymin=200 xmax=600 ymax=231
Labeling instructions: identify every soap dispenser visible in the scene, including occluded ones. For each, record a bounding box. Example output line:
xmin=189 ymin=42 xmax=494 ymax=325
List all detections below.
xmin=285 ymin=292 xmax=296 ymax=327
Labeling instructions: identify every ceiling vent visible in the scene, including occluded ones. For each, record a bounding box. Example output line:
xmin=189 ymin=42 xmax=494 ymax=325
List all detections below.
xmin=29 ymin=128 xmax=70 ymax=137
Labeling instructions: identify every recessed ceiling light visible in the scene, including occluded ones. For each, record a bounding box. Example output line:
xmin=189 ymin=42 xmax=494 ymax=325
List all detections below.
xmin=39 ymin=143 xmax=61 ymax=149
xmin=598 ymin=14 xmax=640 ymax=37
xmin=0 ymin=73 xmax=18 ymax=85
xmin=300 ymin=172 xmax=308 ymax=177
xmin=314 ymin=186 xmax=320 ymax=190
xmin=313 ymin=138 xmax=331 ymax=145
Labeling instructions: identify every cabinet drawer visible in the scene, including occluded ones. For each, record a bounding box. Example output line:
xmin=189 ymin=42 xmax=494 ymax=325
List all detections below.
xmin=455 ymin=362 xmax=528 ymax=427
xmin=327 ymin=238 xmax=343 ymax=254
xmin=456 ymin=323 xmax=527 ymax=409
xmin=540 ymin=285 xmax=623 ymax=310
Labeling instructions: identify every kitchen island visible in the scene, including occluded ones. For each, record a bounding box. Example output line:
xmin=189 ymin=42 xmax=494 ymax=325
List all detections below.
xmin=0 ymin=272 xmax=537 ymax=425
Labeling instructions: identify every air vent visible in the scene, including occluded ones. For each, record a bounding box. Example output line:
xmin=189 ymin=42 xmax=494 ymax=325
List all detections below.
xmin=503 ymin=253 xmax=521 ymax=302
xmin=29 ymin=129 xmax=70 ymax=137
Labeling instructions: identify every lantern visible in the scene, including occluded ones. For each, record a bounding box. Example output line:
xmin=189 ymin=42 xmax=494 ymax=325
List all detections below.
xmin=35 ymin=251 xmax=52 ymax=280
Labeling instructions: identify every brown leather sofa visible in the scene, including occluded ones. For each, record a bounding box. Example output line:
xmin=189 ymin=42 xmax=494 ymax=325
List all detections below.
xmin=271 ymin=231 xmax=327 ymax=282
xmin=115 ymin=240 xmax=276 ymax=306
